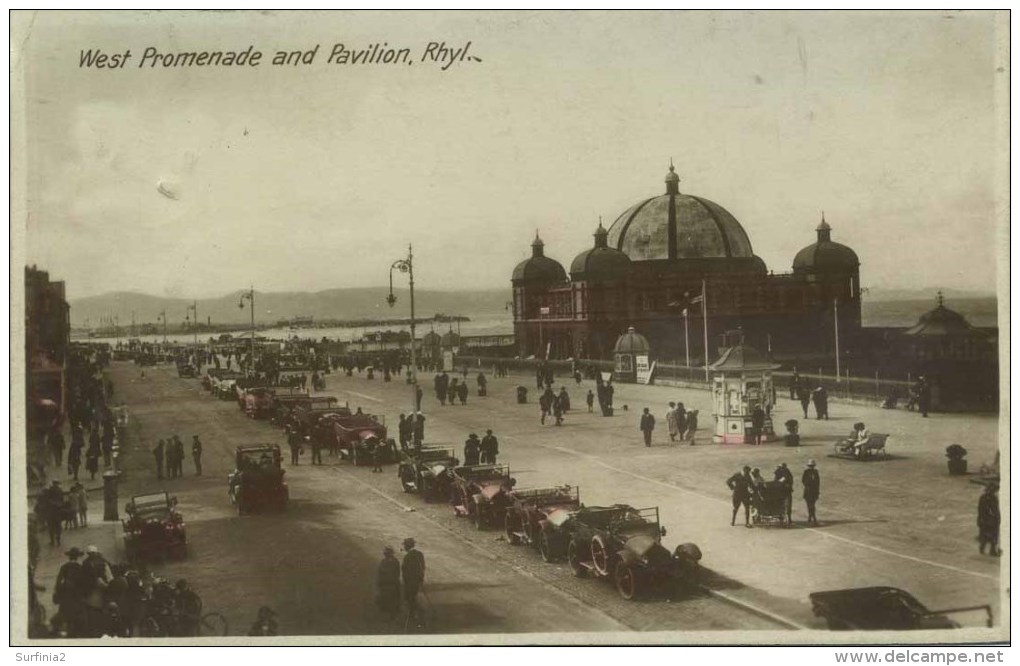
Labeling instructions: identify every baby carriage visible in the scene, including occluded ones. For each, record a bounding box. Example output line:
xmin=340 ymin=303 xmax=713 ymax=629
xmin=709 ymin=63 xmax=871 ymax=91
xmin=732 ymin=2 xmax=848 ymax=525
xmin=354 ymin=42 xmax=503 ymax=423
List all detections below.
xmin=751 ymin=481 xmax=790 ymax=526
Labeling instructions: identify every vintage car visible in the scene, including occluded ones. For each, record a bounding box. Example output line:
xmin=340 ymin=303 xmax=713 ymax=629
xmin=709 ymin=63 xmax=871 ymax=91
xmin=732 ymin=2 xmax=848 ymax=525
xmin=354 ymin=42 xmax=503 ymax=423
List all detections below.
xmin=290 ymin=404 xmax=351 ymax=442
xmin=398 ymin=447 xmax=460 ymax=501
xmin=318 ymin=413 xmax=391 ymax=465
xmin=449 ymin=464 xmax=517 ymax=529
xmin=228 ymin=445 xmax=289 ymax=514
xmin=275 ymin=395 xmax=340 ymax=429
xmin=564 ymin=505 xmax=702 ymax=600
xmin=122 ymin=491 xmax=187 ymax=562
xmin=503 ymin=485 xmax=581 ymax=559
xmin=810 ymin=587 xmax=993 ymax=630
xmin=176 ymin=363 xmax=197 ymax=378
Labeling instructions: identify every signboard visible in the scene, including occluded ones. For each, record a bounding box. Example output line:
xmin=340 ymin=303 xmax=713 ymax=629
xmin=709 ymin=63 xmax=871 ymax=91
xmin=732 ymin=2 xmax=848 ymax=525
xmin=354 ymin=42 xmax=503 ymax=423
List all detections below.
xmin=539 ymin=306 xmax=550 ymax=315
xmin=636 ymin=356 xmax=655 ymax=385
xmin=442 ymin=350 xmax=454 ymax=372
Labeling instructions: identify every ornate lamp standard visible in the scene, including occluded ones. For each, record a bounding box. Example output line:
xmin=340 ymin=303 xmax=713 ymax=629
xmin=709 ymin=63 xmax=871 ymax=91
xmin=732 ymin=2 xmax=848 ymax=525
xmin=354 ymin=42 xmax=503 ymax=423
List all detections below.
xmin=238 ymin=286 xmax=255 ymax=374
xmin=387 ymin=245 xmax=417 ymax=411
xmin=185 ymin=301 xmax=198 ymax=345
xmin=156 ymin=310 xmax=167 ymax=343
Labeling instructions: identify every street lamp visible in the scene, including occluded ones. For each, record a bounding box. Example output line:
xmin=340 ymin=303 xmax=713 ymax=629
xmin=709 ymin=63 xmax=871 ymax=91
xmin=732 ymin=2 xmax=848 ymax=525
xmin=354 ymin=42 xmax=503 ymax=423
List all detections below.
xmin=238 ymin=286 xmax=255 ymax=374
xmin=156 ymin=310 xmax=167 ymax=343
xmin=387 ymin=244 xmax=417 ymax=411
xmin=186 ymin=301 xmax=198 ymax=345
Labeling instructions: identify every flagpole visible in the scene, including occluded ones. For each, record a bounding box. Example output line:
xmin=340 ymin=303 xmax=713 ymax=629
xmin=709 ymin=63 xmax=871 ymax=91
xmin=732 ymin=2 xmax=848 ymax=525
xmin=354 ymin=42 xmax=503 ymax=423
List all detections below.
xmin=833 ymin=297 xmax=840 ymax=381
xmin=702 ymin=279 xmax=709 ymax=381
xmin=684 ymin=309 xmax=690 ymax=368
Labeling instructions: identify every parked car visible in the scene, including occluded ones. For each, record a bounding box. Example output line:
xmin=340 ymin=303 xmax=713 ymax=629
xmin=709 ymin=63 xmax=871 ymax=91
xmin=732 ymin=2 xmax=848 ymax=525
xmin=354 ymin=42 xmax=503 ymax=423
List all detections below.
xmin=122 ymin=491 xmax=187 ymax=562
xmin=565 ymin=505 xmax=702 ymax=600
xmin=228 ymin=445 xmax=289 ymax=514
xmin=324 ymin=413 xmax=390 ymax=465
xmin=449 ymin=464 xmax=516 ymax=529
xmin=809 ymin=587 xmax=992 ymax=630
xmin=503 ymin=485 xmax=581 ymax=560
xmin=398 ymin=447 xmax=460 ymax=501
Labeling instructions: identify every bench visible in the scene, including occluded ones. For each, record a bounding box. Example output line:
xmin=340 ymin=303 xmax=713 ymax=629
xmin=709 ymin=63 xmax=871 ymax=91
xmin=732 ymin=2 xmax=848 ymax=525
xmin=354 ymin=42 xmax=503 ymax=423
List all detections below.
xmin=833 ymin=434 xmax=889 ymax=460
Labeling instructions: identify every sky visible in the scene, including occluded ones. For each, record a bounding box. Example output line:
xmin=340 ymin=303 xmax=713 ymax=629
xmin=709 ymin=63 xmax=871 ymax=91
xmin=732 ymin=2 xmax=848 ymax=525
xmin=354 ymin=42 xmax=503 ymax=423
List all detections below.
xmin=15 ymin=10 xmax=1007 ymax=300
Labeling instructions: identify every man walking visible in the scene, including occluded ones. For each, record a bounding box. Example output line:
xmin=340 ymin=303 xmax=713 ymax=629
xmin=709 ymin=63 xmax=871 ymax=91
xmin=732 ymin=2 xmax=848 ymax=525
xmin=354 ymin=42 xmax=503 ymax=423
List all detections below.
xmin=640 ymin=408 xmax=655 ymax=447
xmin=41 ymin=480 xmax=65 ymax=546
xmin=480 ymin=429 xmax=499 ymax=464
xmin=917 ymin=377 xmax=931 ymax=418
xmin=49 ymin=428 xmax=66 ymax=467
xmin=464 ymin=434 xmax=481 ymax=466
xmin=401 ymin=538 xmax=425 ymax=628
xmin=789 ymin=371 xmax=800 ymax=400
xmin=726 ymin=466 xmax=753 ymax=528
xmin=802 ymin=460 xmax=821 ymax=525
xmin=977 ymin=483 xmax=1001 ymax=556
xmin=812 ymin=386 xmax=829 ymax=420
xmin=751 ymin=405 xmax=766 ymax=445
xmin=797 ymin=386 xmax=811 ymax=419
xmin=191 ymin=436 xmax=203 ymax=476
xmin=376 ymin=546 xmax=401 ymax=621
xmin=586 ymin=390 xmax=594 ymax=413
xmin=774 ymin=463 xmax=794 ymax=523
xmin=666 ymin=402 xmax=679 ymax=442
xmin=287 ymin=428 xmax=302 ymax=465
xmin=413 ymin=412 xmax=426 ymax=447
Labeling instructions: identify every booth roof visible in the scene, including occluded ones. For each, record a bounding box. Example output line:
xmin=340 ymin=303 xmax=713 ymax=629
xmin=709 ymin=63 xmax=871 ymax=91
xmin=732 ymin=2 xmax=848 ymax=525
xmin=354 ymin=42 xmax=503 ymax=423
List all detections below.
xmin=708 ymin=344 xmax=780 ymax=372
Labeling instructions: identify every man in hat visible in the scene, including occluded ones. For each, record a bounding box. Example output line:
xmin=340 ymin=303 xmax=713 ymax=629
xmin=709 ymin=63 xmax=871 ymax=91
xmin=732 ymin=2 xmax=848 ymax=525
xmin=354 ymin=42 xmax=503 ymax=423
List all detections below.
xmin=464 ymin=434 xmax=481 ymax=466
xmin=401 ymin=538 xmax=426 ymax=626
xmin=480 ymin=429 xmax=499 ymax=464
xmin=726 ymin=466 xmax=753 ymax=527
xmin=802 ymin=460 xmax=821 ymax=525
xmin=153 ymin=439 xmax=165 ymax=479
xmin=640 ymin=408 xmax=656 ymax=447
xmin=413 ymin=412 xmax=426 ymax=448
xmin=376 ymin=546 xmax=401 ymax=621
xmin=977 ymin=483 xmax=1001 ymax=556
xmin=54 ymin=547 xmax=86 ymax=637
xmin=774 ymin=463 xmax=794 ymax=523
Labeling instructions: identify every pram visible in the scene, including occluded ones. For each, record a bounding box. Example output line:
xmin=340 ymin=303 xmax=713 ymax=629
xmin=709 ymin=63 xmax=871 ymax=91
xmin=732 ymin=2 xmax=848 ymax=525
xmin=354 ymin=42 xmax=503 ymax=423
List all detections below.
xmin=751 ymin=481 xmax=790 ymax=526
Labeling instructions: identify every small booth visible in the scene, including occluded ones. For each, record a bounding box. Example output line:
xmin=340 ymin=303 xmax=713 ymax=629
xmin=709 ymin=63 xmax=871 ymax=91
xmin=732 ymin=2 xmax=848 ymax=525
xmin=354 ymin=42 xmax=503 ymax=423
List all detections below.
xmin=613 ymin=326 xmax=651 ymax=384
xmin=709 ymin=344 xmax=779 ymax=444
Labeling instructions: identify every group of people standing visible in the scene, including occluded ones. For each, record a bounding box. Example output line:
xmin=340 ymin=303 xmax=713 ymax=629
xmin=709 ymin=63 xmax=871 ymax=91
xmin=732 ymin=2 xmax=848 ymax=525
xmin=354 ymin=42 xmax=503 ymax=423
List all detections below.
xmin=396 ymin=412 xmax=427 ymax=451
xmin=726 ymin=460 xmax=820 ymax=527
xmin=433 ymin=371 xmax=472 ymax=406
xmin=539 ymin=386 xmax=570 ymax=426
xmin=153 ymin=435 xmax=202 ymax=479
xmin=463 ymin=430 xmax=500 ymax=465
xmin=376 ymin=538 xmax=427 ymax=628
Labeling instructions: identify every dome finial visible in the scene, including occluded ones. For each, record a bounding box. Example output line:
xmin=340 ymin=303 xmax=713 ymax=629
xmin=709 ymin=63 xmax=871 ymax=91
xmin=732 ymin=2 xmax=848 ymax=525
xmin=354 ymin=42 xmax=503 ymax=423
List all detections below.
xmin=936 ymin=290 xmax=945 ymax=308
xmin=816 ymin=212 xmax=832 ymax=242
xmin=665 ymin=159 xmax=680 ymax=194
xmin=593 ymin=216 xmax=608 ymax=248
xmin=531 ymin=231 xmax=545 ymax=257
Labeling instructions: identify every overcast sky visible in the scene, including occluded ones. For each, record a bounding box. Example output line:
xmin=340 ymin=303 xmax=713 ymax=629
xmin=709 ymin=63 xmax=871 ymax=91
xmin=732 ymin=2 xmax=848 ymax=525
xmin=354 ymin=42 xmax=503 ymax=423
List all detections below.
xmin=17 ymin=10 xmax=1006 ymax=300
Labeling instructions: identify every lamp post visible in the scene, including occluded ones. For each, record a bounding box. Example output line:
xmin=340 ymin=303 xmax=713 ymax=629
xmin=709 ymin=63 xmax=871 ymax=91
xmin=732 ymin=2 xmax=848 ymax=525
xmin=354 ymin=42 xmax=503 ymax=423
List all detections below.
xmin=238 ymin=286 xmax=255 ymax=374
xmin=186 ymin=301 xmax=198 ymax=345
xmin=156 ymin=310 xmax=167 ymax=344
xmin=387 ymin=245 xmax=417 ymax=411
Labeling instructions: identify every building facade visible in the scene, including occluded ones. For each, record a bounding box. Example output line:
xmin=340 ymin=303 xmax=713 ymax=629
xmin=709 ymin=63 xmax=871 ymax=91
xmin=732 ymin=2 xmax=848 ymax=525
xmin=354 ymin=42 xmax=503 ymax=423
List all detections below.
xmin=25 ymin=266 xmax=70 ymax=448
xmin=512 ymin=165 xmax=863 ymax=365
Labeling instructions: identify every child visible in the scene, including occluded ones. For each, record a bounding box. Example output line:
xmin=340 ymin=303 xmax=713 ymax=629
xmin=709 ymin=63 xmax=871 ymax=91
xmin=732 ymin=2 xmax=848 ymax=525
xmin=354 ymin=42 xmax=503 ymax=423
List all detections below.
xmin=586 ymin=390 xmax=595 ymax=413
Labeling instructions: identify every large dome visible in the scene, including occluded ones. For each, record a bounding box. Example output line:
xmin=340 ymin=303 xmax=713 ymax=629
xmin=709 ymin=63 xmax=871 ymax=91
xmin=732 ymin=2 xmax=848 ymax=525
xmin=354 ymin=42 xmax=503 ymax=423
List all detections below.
xmin=512 ymin=234 xmax=568 ymax=284
xmin=606 ymin=166 xmax=754 ymax=262
xmin=793 ymin=217 xmax=859 ymax=272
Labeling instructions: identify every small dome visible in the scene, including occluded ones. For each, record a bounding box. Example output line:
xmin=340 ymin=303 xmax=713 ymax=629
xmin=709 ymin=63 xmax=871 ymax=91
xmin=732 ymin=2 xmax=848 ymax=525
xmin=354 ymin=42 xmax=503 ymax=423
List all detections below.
xmin=512 ymin=233 xmax=568 ymax=284
xmin=904 ymin=293 xmax=978 ymax=337
xmin=613 ymin=326 xmax=650 ymax=354
xmin=570 ymin=222 xmax=631 ymax=279
xmin=440 ymin=331 xmax=461 ymax=346
xmin=793 ymin=216 xmax=859 ymax=272
xmin=422 ymin=331 xmax=441 ymax=345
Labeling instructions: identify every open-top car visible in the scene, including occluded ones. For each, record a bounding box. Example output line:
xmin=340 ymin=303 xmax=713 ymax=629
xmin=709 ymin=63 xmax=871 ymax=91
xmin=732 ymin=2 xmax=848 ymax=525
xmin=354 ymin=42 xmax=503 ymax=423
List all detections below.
xmin=565 ymin=505 xmax=702 ymax=600
xmin=809 ymin=587 xmax=993 ymax=630
xmin=398 ymin=447 xmax=460 ymax=501
xmin=228 ymin=445 xmax=289 ymax=514
xmin=450 ymin=464 xmax=516 ymax=529
xmin=320 ymin=413 xmax=391 ymax=465
xmin=122 ymin=491 xmax=187 ymax=562
xmin=503 ymin=485 xmax=581 ymax=559
xmin=280 ymin=396 xmax=342 ymax=431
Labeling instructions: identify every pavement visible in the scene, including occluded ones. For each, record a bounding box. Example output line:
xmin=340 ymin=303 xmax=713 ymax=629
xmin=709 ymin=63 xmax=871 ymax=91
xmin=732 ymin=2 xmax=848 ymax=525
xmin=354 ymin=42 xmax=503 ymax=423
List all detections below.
xmin=29 ymin=361 xmax=1006 ymax=640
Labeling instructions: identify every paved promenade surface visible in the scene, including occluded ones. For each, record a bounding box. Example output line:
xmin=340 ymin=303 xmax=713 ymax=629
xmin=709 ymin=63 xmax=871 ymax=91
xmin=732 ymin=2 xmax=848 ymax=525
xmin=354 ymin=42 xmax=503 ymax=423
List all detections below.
xmin=31 ymin=362 xmax=1006 ymax=640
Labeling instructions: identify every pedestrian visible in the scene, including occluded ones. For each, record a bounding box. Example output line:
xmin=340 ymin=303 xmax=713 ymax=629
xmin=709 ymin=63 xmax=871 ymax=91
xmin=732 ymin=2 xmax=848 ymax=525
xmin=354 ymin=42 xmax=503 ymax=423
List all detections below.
xmin=101 ymin=423 xmax=114 ymax=467
xmin=85 ymin=447 xmax=100 ymax=481
xmin=464 ymin=434 xmax=481 ymax=466
xmin=586 ymin=390 xmax=594 ymax=413
xmin=726 ymin=466 xmax=753 ymax=528
xmin=774 ymin=463 xmax=794 ymax=523
xmin=789 ymin=371 xmax=800 ymax=400
xmin=49 ymin=428 xmax=66 ymax=467
xmin=376 ymin=546 xmax=402 ymax=621
xmin=415 ymin=386 xmax=424 ymax=411
xmin=41 ymin=481 xmax=65 ymax=546
xmin=447 ymin=379 xmax=458 ymax=406
xmin=67 ymin=443 xmax=82 ymax=481
xmin=640 ymin=407 xmax=655 ymax=447
xmin=477 ymin=372 xmax=487 ymax=397
xmin=553 ymin=390 xmax=566 ymax=426
xmin=88 ymin=427 xmax=101 ymax=461
xmin=812 ymin=386 xmax=829 ymax=420
xmin=457 ymin=380 xmax=468 ymax=405
xmin=311 ymin=433 xmax=322 ymax=465
xmin=371 ymin=442 xmax=384 ymax=473
xmin=152 ymin=439 xmax=165 ymax=479
xmin=535 ymin=368 xmax=543 ymax=390
xmin=797 ymin=386 xmax=811 ymax=419
xmin=72 ymin=481 xmax=88 ymax=528
xmin=802 ymin=460 xmax=821 ymax=525
xmin=574 ymin=369 xmax=582 ymax=385
xmin=539 ymin=387 xmax=553 ymax=425
xmin=191 ymin=435 xmax=203 ymax=476
xmin=558 ymin=387 xmax=571 ymax=412
xmin=414 ymin=412 xmax=426 ymax=447
xmin=751 ymin=405 xmax=766 ymax=445
xmin=666 ymin=402 xmax=679 ymax=442
xmin=977 ymin=483 xmax=1001 ymax=556
xmin=173 ymin=436 xmax=186 ymax=477
xmin=401 ymin=538 xmax=426 ymax=628
xmin=917 ymin=377 xmax=931 ymax=418
xmin=684 ymin=409 xmax=699 ymax=445
xmin=480 ymin=429 xmax=499 ymax=464
xmin=397 ymin=414 xmax=410 ymax=450
xmin=53 ymin=547 xmax=86 ymax=637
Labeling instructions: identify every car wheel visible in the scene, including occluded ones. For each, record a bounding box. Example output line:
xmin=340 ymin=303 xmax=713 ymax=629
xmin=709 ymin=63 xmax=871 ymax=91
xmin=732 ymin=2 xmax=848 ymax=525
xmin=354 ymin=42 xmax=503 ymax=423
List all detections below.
xmin=591 ymin=534 xmax=611 ymax=577
xmin=567 ymin=540 xmax=586 ymax=578
xmin=504 ymin=511 xmax=520 ymax=545
xmin=615 ymin=561 xmax=639 ymax=600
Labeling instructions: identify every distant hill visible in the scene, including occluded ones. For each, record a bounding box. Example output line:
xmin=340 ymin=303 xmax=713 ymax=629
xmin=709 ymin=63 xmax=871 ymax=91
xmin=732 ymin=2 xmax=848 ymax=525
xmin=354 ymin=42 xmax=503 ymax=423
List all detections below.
xmin=68 ymin=287 xmax=511 ymax=328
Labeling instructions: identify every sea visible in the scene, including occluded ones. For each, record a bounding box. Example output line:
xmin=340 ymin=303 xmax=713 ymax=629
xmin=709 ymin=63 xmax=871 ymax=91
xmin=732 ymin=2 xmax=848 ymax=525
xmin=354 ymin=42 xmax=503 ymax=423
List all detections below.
xmin=81 ymin=298 xmax=997 ymax=345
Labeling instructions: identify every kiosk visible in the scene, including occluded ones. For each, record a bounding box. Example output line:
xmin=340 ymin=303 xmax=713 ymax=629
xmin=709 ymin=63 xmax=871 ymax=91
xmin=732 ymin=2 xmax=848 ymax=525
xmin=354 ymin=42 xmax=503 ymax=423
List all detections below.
xmin=710 ymin=344 xmax=779 ymax=444
xmin=613 ymin=327 xmax=650 ymax=384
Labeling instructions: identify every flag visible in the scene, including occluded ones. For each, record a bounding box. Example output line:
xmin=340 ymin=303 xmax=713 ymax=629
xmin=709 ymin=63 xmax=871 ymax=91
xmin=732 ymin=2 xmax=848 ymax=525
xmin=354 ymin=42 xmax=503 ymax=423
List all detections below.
xmin=689 ymin=295 xmax=704 ymax=304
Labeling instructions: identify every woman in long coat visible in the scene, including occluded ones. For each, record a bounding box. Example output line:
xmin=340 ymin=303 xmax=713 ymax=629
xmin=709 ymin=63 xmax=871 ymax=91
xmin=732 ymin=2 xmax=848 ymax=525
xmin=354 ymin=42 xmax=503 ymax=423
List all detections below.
xmin=666 ymin=402 xmax=679 ymax=442
xmin=376 ymin=547 xmax=402 ymax=621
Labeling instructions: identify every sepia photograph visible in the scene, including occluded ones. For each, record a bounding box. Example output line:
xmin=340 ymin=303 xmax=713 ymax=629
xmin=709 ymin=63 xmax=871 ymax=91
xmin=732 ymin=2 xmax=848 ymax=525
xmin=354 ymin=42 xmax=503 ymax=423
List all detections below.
xmin=10 ymin=9 xmax=1010 ymax=649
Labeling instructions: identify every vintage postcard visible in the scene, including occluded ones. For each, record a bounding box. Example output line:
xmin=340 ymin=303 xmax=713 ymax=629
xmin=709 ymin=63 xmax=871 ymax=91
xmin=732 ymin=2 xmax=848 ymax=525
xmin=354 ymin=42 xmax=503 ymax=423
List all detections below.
xmin=11 ymin=9 xmax=1010 ymax=647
